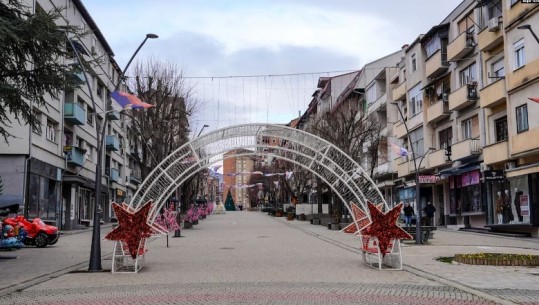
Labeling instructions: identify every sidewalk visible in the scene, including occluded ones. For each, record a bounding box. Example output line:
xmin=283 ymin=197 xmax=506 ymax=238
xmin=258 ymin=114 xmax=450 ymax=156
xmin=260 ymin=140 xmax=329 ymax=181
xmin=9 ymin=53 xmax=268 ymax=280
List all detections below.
xmin=0 ymin=212 xmax=538 ymax=304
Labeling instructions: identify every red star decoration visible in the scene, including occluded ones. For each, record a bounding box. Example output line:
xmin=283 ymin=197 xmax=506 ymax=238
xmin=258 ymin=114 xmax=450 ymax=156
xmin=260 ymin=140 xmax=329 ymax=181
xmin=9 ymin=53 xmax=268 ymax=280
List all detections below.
xmin=360 ymin=202 xmax=412 ymax=257
xmin=105 ymin=201 xmax=155 ymax=259
xmin=342 ymin=203 xmax=384 ymax=234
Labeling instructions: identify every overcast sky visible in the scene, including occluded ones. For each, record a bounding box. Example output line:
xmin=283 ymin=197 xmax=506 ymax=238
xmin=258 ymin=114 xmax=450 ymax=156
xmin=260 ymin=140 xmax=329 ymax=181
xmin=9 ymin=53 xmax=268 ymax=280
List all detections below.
xmin=83 ymin=0 xmax=463 ymax=135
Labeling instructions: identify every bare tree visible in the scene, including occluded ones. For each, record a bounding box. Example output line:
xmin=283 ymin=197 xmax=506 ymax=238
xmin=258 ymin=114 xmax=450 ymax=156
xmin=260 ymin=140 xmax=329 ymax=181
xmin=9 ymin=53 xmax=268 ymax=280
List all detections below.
xmin=126 ymin=58 xmax=200 ymax=179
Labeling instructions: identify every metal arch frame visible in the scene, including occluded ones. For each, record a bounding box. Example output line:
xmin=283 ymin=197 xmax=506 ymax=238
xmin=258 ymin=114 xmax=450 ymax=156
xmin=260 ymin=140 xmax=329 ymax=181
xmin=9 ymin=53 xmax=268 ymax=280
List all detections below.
xmin=130 ymin=123 xmax=388 ymax=222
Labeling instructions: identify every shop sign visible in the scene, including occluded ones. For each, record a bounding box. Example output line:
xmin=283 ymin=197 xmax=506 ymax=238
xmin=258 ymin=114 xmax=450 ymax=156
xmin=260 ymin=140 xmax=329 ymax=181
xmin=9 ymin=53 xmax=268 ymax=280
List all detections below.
xmin=116 ymin=189 xmax=124 ymax=196
xmin=484 ymin=170 xmax=505 ymax=181
xmin=419 ymin=175 xmax=440 ymax=184
xmin=520 ymin=194 xmax=530 ymax=216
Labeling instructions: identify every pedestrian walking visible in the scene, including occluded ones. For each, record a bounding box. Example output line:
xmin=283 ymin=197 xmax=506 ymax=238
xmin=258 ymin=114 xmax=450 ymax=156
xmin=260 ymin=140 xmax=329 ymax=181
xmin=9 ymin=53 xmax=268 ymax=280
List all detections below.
xmin=423 ymin=201 xmax=436 ymax=226
xmin=403 ymin=202 xmax=414 ymax=227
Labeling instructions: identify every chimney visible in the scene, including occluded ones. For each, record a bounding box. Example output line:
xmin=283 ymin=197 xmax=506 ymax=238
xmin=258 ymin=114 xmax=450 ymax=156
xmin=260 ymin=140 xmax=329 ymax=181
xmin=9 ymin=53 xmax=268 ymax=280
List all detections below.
xmin=401 ymin=44 xmax=409 ymax=50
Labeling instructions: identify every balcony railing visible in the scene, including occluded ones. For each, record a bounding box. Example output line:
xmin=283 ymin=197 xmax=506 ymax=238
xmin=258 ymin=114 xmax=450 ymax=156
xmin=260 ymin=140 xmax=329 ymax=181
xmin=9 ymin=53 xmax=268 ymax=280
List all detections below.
xmin=367 ymin=92 xmax=387 ymax=115
xmin=110 ymin=168 xmax=120 ymax=182
xmin=64 ymin=146 xmax=86 ymax=167
xmin=427 ymin=100 xmax=450 ymax=124
xmin=483 ymin=140 xmax=509 ymax=165
xmin=392 ymin=82 xmax=406 ymax=101
xmin=480 ymin=79 xmax=506 ymax=108
xmin=64 ymin=103 xmax=86 ymax=125
xmin=425 ymin=49 xmax=449 ymax=78
xmin=397 ymin=159 xmax=411 ymax=178
xmin=447 ymin=31 xmax=474 ymax=62
xmin=506 ymin=57 xmax=539 ymax=92
xmin=106 ymin=135 xmax=120 ymax=151
xmin=512 ymin=126 xmax=539 ymax=156
xmin=451 ymin=138 xmax=481 ymax=160
xmin=428 ymin=148 xmax=451 ymax=168
xmin=106 ymin=111 xmax=121 ymax=121
xmin=478 ymin=25 xmax=503 ymax=52
xmin=129 ymin=175 xmax=142 ymax=184
xmin=449 ymin=84 xmax=478 ymax=111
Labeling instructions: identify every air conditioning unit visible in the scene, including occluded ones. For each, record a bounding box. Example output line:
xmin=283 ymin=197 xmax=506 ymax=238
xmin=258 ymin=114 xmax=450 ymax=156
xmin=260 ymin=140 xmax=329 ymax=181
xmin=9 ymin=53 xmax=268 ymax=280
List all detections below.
xmin=488 ymin=17 xmax=500 ymax=32
xmin=504 ymin=161 xmax=516 ymax=171
xmin=480 ymin=163 xmax=490 ymax=173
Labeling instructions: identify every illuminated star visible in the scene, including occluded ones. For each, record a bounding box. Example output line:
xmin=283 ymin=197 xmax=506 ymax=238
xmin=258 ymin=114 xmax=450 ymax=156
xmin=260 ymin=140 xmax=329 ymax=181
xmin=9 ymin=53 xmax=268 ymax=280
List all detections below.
xmin=360 ymin=202 xmax=413 ymax=257
xmin=105 ymin=201 xmax=155 ymax=259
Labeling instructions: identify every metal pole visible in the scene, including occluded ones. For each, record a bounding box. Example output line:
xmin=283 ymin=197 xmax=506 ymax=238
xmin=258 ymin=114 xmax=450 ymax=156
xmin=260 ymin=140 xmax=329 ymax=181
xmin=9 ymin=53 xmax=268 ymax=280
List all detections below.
xmin=393 ymin=103 xmax=422 ymax=244
xmin=84 ymin=33 xmax=157 ymax=271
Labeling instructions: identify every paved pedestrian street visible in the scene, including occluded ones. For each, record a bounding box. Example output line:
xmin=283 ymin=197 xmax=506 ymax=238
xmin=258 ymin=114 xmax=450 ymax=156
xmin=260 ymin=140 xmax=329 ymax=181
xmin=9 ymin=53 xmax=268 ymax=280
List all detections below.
xmin=1 ymin=211 xmax=538 ymax=305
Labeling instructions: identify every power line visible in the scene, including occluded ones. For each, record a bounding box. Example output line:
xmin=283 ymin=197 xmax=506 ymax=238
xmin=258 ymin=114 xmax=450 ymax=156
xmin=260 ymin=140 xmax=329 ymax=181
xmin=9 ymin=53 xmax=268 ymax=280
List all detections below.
xmin=182 ymin=69 xmax=359 ymax=79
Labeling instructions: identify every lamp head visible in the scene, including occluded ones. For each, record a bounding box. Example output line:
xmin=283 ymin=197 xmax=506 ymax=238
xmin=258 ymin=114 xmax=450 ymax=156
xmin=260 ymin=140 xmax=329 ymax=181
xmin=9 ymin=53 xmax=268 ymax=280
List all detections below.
xmin=517 ymin=24 xmax=531 ymax=30
xmin=203 ymin=124 xmax=209 ymax=128
xmin=146 ymin=33 xmax=159 ymax=39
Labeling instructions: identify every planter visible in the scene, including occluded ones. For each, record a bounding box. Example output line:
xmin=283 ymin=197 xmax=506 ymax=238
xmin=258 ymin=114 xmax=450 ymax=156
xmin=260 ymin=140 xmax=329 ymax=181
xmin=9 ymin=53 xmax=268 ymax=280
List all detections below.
xmin=454 ymin=253 xmax=539 ymax=266
xmin=183 ymin=221 xmax=192 ymax=229
xmin=287 ymin=213 xmax=294 ymax=221
xmin=192 ymin=219 xmax=199 ymax=225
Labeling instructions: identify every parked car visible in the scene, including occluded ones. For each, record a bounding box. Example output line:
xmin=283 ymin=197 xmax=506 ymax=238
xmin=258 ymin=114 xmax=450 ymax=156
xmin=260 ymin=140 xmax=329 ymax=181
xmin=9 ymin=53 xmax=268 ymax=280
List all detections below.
xmin=3 ymin=216 xmax=59 ymax=248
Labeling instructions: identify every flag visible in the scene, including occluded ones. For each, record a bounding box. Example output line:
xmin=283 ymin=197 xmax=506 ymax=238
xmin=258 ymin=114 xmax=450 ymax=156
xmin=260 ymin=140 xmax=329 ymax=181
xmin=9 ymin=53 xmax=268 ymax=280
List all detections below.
xmin=285 ymin=171 xmax=293 ymax=180
xmin=111 ymin=91 xmax=154 ymax=110
xmin=390 ymin=143 xmax=408 ymax=157
xmin=528 ymin=97 xmax=539 ymax=103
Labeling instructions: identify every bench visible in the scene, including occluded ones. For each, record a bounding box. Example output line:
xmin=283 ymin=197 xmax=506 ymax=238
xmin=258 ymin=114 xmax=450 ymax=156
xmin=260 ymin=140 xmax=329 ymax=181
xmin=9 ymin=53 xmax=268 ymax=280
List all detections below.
xmin=401 ymin=226 xmax=437 ymax=243
xmin=80 ymin=219 xmax=91 ymax=228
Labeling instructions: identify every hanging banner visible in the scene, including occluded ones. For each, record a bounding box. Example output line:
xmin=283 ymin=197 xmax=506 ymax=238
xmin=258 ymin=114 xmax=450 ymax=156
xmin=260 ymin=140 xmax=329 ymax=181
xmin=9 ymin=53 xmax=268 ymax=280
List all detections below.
xmin=520 ymin=194 xmax=530 ymax=216
xmin=418 ymin=175 xmax=439 ymax=184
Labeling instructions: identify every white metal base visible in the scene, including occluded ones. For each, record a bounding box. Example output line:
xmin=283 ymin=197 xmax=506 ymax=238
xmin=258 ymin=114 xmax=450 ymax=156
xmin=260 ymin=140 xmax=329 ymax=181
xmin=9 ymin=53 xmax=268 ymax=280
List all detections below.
xmin=111 ymin=238 xmax=147 ymax=273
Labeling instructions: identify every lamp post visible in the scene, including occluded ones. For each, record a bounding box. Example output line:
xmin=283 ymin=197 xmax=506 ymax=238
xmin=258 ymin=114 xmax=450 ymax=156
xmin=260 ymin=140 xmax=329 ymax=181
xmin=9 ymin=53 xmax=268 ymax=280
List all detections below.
xmin=517 ymin=24 xmax=539 ymax=45
xmin=194 ymin=124 xmax=209 ymax=202
xmin=391 ymin=102 xmax=435 ymax=244
xmin=197 ymin=124 xmax=210 ymax=137
xmin=88 ymin=33 xmax=158 ymax=272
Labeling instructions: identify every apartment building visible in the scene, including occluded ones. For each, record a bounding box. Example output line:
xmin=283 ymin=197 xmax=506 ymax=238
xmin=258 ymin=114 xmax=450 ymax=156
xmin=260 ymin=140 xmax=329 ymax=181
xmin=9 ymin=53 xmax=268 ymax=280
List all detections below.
xmin=222 ymin=149 xmax=255 ymax=209
xmin=0 ymin=0 xmax=134 ymax=230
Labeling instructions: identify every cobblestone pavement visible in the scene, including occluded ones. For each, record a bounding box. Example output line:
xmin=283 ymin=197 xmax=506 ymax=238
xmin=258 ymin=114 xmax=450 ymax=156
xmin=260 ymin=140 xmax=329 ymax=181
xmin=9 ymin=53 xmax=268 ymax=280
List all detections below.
xmin=0 ymin=212 xmax=538 ymax=305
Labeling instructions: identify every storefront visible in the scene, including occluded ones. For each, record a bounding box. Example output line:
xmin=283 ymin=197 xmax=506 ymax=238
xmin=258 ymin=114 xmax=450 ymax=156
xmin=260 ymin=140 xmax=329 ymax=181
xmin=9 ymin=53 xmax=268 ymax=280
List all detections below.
xmin=483 ymin=169 xmax=510 ymax=225
xmin=446 ymin=167 xmax=486 ymax=228
xmin=27 ymin=158 xmax=62 ymax=226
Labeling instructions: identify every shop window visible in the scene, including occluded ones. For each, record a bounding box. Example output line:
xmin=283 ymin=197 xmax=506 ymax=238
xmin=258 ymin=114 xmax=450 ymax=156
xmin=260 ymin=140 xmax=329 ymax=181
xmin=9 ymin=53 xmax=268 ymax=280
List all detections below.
xmin=495 ymin=116 xmax=508 ymax=142
xmin=461 ymin=171 xmax=482 ymax=213
xmin=516 ymin=105 xmax=528 ymax=133
xmin=508 ymin=176 xmax=531 ymax=224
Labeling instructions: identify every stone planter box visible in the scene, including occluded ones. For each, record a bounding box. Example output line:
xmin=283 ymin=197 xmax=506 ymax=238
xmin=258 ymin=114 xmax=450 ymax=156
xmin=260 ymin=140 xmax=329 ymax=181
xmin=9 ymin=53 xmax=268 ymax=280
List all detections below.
xmin=183 ymin=221 xmax=192 ymax=229
xmin=455 ymin=253 xmax=539 ymax=266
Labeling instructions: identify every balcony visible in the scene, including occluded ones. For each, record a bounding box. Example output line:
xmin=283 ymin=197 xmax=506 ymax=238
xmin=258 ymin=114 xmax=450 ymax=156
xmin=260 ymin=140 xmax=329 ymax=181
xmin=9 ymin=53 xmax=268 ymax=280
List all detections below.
xmin=392 ymin=82 xmax=406 ymax=101
xmin=483 ymin=140 xmax=509 ymax=165
xmin=447 ymin=32 xmax=474 ymax=62
xmin=427 ymin=100 xmax=450 ymax=124
xmin=105 ymin=135 xmax=120 ymax=151
xmin=110 ymin=168 xmax=120 ymax=182
xmin=478 ymin=26 xmax=503 ymax=52
xmin=64 ymin=146 xmax=86 ymax=167
xmin=425 ymin=49 xmax=449 ymax=78
xmin=375 ymin=161 xmax=393 ymax=177
xmin=512 ymin=127 xmax=539 ymax=156
xmin=106 ymin=111 xmax=121 ymax=121
xmin=506 ymin=57 xmax=539 ymax=92
xmin=480 ymin=79 xmax=506 ymax=108
xmin=64 ymin=103 xmax=86 ymax=125
xmin=397 ymin=159 xmax=411 ymax=178
xmin=394 ymin=121 xmax=407 ymax=139
xmin=451 ymin=138 xmax=481 ymax=161
xmin=368 ymin=92 xmax=387 ymax=115
xmin=428 ymin=148 xmax=451 ymax=168
xmin=129 ymin=175 xmax=142 ymax=184
xmin=449 ymin=84 xmax=478 ymax=111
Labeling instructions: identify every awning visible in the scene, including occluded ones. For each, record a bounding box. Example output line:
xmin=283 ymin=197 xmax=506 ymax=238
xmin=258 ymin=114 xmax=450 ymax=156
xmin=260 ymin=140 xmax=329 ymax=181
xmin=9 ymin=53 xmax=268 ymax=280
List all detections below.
xmin=438 ymin=163 xmax=481 ymax=176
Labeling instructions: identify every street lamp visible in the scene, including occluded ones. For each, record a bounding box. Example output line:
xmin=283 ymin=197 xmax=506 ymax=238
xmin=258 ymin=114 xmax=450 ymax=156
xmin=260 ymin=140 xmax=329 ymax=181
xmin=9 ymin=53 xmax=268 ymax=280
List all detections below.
xmin=197 ymin=124 xmax=210 ymax=137
xmin=88 ymin=33 xmax=158 ymax=272
xmin=391 ymin=101 xmax=434 ymax=244
xmin=517 ymin=24 xmax=539 ymax=45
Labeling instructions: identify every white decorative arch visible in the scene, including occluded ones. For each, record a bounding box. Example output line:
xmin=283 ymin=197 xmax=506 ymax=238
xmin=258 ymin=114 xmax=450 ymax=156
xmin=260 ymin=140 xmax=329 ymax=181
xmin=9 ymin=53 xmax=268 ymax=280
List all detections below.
xmin=120 ymin=124 xmax=403 ymax=271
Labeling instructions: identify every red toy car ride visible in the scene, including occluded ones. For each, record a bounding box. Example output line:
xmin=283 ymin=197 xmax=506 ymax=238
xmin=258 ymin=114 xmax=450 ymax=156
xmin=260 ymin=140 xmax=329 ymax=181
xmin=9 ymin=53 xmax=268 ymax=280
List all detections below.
xmin=3 ymin=216 xmax=59 ymax=248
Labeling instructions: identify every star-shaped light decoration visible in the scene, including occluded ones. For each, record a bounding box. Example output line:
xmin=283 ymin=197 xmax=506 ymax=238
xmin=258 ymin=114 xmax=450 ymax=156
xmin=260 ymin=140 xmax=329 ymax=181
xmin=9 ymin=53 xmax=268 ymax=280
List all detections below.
xmin=341 ymin=202 xmax=383 ymax=234
xmin=360 ymin=202 xmax=413 ymax=257
xmin=105 ymin=201 xmax=156 ymax=259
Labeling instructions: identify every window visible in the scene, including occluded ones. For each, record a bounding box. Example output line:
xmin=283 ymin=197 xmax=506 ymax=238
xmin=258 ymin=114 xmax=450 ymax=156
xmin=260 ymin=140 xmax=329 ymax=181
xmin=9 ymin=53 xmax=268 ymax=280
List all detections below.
xmin=45 ymin=120 xmax=57 ymax=143
xmin=459 ymin=62 xmax=477 ymax=87
xmin=439 ymin=127 xmax=453 ymax=149
xmin=408 ymin=84 xmax=423 ymax=116
xmin=514 ymin=39 xmax=525 ymax=70
xmin=458 ymin=12 xmax=475 ymax=35
xmin=409 ymin=127 xmax=424 ymax=156
xmin=366 ymin=82 xmax=377 ymax=105
xmin=462 ymin=116 xmax=479 ymax=140
xmin=491 ymin=57 xmax=505 ymax=79
xmin=32 ymin=110 xmax=42 ymax=135
xmin=87 ymin=107 xmax=94 ymax=126
xmin=516 ymin=104 xmax=528 ymax=133
xmin=411 ymin=53 xmax=417 ymax=72
xmin=424 ymin=37 xmax=441 ymax=58
xmin=495 ymin=116 xmax=508 ymax=142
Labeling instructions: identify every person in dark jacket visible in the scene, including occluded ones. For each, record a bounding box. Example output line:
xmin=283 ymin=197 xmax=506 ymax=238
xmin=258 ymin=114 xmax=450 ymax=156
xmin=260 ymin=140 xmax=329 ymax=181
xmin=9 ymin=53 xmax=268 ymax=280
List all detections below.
xmin=402 ymin=202 xmax=414 ymax=227
xmin=424 ymin=201 xmax=436 ymax=226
